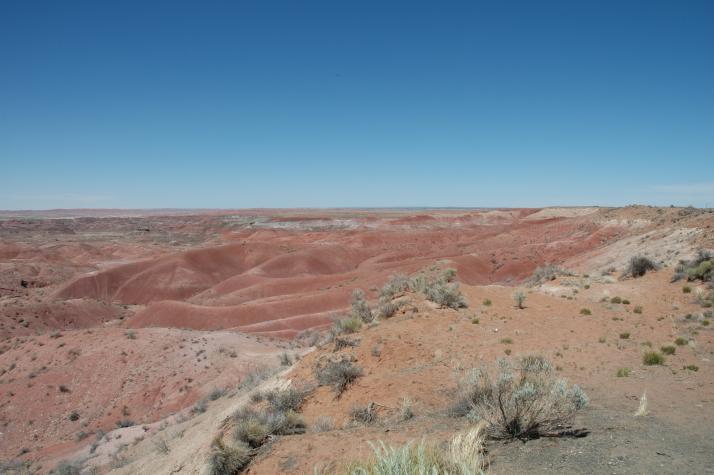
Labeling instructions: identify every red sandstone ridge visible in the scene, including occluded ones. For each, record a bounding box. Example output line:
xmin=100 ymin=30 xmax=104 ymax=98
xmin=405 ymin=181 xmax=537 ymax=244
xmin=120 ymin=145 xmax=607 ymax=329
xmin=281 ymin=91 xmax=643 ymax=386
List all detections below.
xmin=48 ymin=209 xmax=626 ymax=336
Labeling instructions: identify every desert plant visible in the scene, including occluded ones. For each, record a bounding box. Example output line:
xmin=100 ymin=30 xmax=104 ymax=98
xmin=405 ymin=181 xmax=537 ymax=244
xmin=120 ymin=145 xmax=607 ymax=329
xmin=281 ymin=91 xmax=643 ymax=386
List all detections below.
xmin=233 ymin=406 xmax=306 ymax=447
xmin=673 ymin=250 xmax=714 ymax=282
xmin=625 ymin=255 xmax=658 ymax=278
xmin=349 ymin=425 xmax=487 ymax=475
xmin=616 ymin=367 xmax=631 ymax=377
xmin=452 ymin=356 xmax=588 ymax=440
xmin=482 ymin=298 xmax=492 ymax=306
xmin=683 ymin=285 xmax=692 ymax=293
xmin=50 ymin=462 xmax=82 ymax=475
xmin=209 ymin=387 xmax=227 ymax=401
xmin=208 ymin=437 xmax=250 ymax=475
xmin=377 ymin=298 xmax=407 ymax=319
xmin=313 ymin=415 xmax=334 ymax=432
xmin=265 ymin=387 xmax=310 ymax=413
xmin=351 ymin=402 xmax=378 ymax=425
xmin=643 ymin=351 xmax=665 ymax=365
xmin=314 ymin=356 xmax=363 ymax=396
xmin=334 ymin=316 xmax=362 ymax=335
xmin=398 ymin=397 xmax=414 ymax=421
xmin=512 ymin=291 xmax=526 ymax=309
xmin=424 ymin=280 xmax=467 ymax=309
xmin=660 ymin=345 xmax=676 ymax=355
xmin=278 ymin=352 xmax=293 ymax=366
xmin=351 ymin=289 xmax=373 ymax=323
xmin=334 ymin=336 xmax=359 ymax=351
xmin=125 ymin=330 xmax=136 ymax=340
xmin=610 ymin=296 xmax=622 ymax=304
xmin=410 ymin=267 xmax=467 ymax=309
xmin=193 ymin=398 xmax=208 ymax=414
xmin=379 ymin=274 xmax=410 ymax=300
xmin=633 ymin=305 xmax=643 ymax=314
xmin=527 ymin=265 xmax=571 ymax=285
xmin=68 ymin=411 xmax=80 ymax=422
xmin=684 ymin=364 xmax=699 ymax=371
xmin=619 ymin=332 xmax=630 ymax=339
xmin=579 ymin=308 xmax=591 ymax=316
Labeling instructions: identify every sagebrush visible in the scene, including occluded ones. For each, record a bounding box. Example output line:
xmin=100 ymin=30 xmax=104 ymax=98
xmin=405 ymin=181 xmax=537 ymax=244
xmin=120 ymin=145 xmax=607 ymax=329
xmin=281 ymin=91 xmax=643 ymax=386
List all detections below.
xmin=452 ymin=356 xmax=588 ymax=440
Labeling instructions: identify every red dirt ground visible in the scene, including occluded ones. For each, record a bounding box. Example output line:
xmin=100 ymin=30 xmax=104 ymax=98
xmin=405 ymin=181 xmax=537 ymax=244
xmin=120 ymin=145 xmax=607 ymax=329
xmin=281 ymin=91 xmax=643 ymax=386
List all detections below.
xmin=1 ymin=206 xmax=712 ymax=473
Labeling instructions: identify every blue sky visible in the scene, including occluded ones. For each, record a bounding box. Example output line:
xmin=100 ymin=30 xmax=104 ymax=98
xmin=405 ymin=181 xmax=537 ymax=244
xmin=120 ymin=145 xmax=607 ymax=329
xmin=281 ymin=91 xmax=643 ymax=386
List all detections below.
xmin=1 ymin=1 xmax=713 ymax=209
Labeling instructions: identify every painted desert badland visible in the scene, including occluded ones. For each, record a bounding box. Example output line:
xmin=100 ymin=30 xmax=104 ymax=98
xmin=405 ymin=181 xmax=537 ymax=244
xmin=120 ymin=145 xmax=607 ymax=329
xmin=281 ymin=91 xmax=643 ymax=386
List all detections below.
xmin=1 ymin=206 xmax=713 ymax=474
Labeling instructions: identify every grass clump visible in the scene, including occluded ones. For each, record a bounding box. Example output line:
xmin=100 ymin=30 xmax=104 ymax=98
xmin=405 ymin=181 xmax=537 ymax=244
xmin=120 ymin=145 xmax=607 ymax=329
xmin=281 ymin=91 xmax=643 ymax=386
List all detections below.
xmin=350 ymin=402 xmax=378 ymax=425
xmin=351 ymin=289 xmax=374 ymax=323
xmin=579 ymin=308 xmax=591 ymax=316
xmin=673 ymin=250 xmax=713 ymax=282
xmin=624 ymin=255 xmax=658 ymax=278
xmin=660 ymin=345 xmax=676 ymax=355
xmin=50 ymin=462 xmax=82 ymax=475
xmin=674 ymin=337 xmax=688 ymax=346
xmin=349 ymin=425 xmax=487 ymax=475
xmin=314 ymin=356 xmax=362 ymax=396
xmin=527 ymin=265 xmax=572 ymax=285
xmin=379 ymin=274 xmax=410 ymax=300
xmin=616 ymin=367 xmax=631 ymax=377
xmin=208 ymin=437 xmax=250 ymax=475
xmin=643 ymin=351 xmax=665 ymax=365
xmin=683 ymin=285 xmax=692 ymax=293
xmin=265 ymin=386 xmax=310 ymax=413
xmin=233 ymin=406 xmax=306 ymax=447
xmin=633 ymin=305 xmax=643 ymax=314
xmin=610 ymin=296 xmax=622 ymax=304
xmin=334 ymin=316 xmax=363 ymax=335
xmin=512 ymin=291 xmax=526 ymax=309
xmin=684 ymin=364 xmax=699 ymax=372
xmin=619 ymin=332 xmax=630 ymax=339
xmin=482 ymin=298 xmax=492 ymax=306
xmin=410 ymin=268 xmax=467 ymax=309
xmin=451 ymin=356 xmax=588 ymax=440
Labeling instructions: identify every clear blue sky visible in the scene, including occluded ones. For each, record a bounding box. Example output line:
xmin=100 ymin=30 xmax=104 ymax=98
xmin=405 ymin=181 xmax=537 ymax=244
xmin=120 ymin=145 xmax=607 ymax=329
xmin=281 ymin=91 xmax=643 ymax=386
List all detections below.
xmin=2 ymin=1 xmax=713 ymax=209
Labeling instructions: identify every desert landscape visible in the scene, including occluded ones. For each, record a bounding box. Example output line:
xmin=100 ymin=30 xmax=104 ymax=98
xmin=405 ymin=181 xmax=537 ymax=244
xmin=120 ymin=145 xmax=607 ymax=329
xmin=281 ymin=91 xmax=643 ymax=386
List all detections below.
xmin=1 ymin=206 xmax=713 ymax=474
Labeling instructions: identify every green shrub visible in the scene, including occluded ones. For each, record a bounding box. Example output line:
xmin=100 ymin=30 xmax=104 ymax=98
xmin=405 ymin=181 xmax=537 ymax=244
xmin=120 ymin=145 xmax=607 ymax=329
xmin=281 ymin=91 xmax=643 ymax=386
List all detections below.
xmin=611 ymin=296 xmax=622 ymax=304
xmin=351 ymin=289 xmax=373 ymax=323
xmin=674 ymin=337 xmax=688 ymax=346
xmin=500 ymin=338 xmax=513 ymax=344
xmin=424 ymin=281 xmax=467 ymax=309
xmin=579 ymin=308 xmax=591 ymax=316
xmin=50 ymin=462 xmax=81 ymax=475
xmin=527 ymin=265 xmax=571 ymax=285
xmin=349 ymin=426 xmax=486 ymax=475
xmin=350 ymin=403 xmax=378 ymax=425
xmin=619 ymin=332 xmax=630 ymax=339
xmin=616 ymin=367 xmax=631 ymax=377
xmin=643 ymin=351 xmax=665 ymax=365
xmin=451 ymin=356 xmax=588 ymax=440
xmin=683 ymin=286 xmax=692 ymax=293
xmin=334 ymin=316 xmax=362 ymax=335
xmin=633 ymin=305 xmax=643 ymax=314
xmin=684 ymin=365 xmax=699 ymax=372
xmin=625 ymin=256 xmax=658 ymax=278
xmin=660 ymin=345 xmax=676 ymax=355
xmin=379 ymin=274 xmax=410 ymax=300
xmin=410 ymin=267 xmax=467 ymax=309
xmin=482 ymin=298 xmax=492 ymax=306
xmin=513 ymin=291 xmax=526 ymax=309
xmin=314 ymin=356 xmax=362 ymax=396
xmin=208 ymin=437 xmax=250 ymax=475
